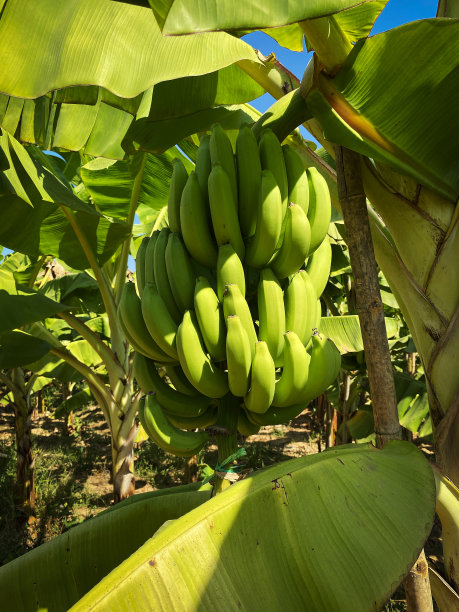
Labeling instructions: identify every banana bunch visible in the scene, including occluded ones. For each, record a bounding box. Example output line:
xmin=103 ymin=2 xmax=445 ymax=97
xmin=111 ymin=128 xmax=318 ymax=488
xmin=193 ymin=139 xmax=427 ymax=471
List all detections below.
xmin=120 ymin=123 xmax=339 ymax=455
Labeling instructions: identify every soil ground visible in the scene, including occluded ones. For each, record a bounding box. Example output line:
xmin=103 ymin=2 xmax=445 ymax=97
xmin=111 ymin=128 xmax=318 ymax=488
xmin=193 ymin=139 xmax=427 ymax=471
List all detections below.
xmin=0 ymin=403 xmax=443 ymax=610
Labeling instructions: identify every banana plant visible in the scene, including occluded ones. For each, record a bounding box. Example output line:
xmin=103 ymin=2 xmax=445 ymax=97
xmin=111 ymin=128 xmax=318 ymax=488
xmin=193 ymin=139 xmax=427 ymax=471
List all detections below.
xmin=160 ymin=2 xmax=458 ymax=597
xmin=0 ymin=0 xmax=454 ymax=609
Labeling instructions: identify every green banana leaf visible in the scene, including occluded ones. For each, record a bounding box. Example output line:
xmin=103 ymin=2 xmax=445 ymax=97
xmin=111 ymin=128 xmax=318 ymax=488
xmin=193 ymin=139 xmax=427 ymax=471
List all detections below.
xmin=53 ymin=385 xmax=92 ymax=418
xmin=0 ymin=330 xmax=52 ymax=369
xmin=152 ymin=0 xmax=383 ymax=34
xmin=123 ymin=104 xmax=260 ymax=155
xmin=0 ymin=132 xmax=130 ymax=269
xmin=306 ymin=19 xmax=459 ymax=200
xmin=71 ymin=441 xmax=434 ymax=611
xmin=0 ymin=290 xmax=69 ymax=335
xmin=255 ymin=0 xmax=387 ymax=51
xmin=319 ymin=314 xmax=398 ymax=354
xmin=0 ymin=0 xmax=260 ymax=100
xmin=0 ymin=485 xmax=212 ymax=612
xmin=80 ymin=148 xmax=193 ymax=222
xmin=39 ymin=273 xmax=102 ymax=312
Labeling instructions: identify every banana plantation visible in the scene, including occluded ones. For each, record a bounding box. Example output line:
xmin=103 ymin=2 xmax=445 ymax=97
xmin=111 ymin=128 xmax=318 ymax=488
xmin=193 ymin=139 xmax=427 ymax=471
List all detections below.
xmin=0 ymin=0 xmax=458 ymax=610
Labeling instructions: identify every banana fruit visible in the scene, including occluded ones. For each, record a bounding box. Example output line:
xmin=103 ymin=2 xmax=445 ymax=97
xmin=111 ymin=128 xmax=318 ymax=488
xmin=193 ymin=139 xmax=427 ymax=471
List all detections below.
xmin=139 ymin=394 xmax=209 ymax=457
xmin=129 ymin=123 xmax=337 ymax=450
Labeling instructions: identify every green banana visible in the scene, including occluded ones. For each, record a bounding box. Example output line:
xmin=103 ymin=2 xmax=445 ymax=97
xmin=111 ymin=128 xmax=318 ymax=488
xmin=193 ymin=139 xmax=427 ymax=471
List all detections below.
xmin=222 ymin=283 xmax=258 ymax=357
xmin=139 ymin=394 xmax=209 ymax=457
xmin=236 ymin=124 xmax=262 ymax=237
xmin=226 ymin=315 xmax=252 ymax=397
xmin=177 ymin=310 xmax=229 ymax=398
xmin=208 ymin=164 xmax=245 ymax=260
xmin=243 ymin=340 xmax=275 ymax=415
xmin=180 ymin=171 xmax=217 ymax=268
xmin=283 ymin=144 xmax=309 ymax=216
xmin=141 ymin=282 xmax=178 ymax=360
xmin=118 ymin=282 xmax=176 ymax=363
xmin=285 ymin=270 xmax=318 ymax=345
xmin=307 ymin=166 xmax=331 ymax=255
xmin=238 ymin=408 xmax=261 ymax=437
xmin=135 ymin=236 xmax=149 ymax=298
xmin=195 ymin=134 xmax=212 ymax=202
xmin=271 ymin=203 xmax=311 ymax=279
xmin=133 ymin=352 xmax=209 ymax=417
xmin=246 ymin=402 xmax=306 ymax=427
xmin=257 ymin=268 xmax=285 ymax=366
xmin=194 ymin=276 xmax=226 ymax=362
xmin=165 ymin=364 xmax=200 ymax=396
xmin=297 ymin=332 xmax=341 ymax=404
xmin=153 ymin=227 xmax=182 ymax=324
xmin=168 ymin=158 xmax=188 ymax=234
xmin=259 ymin=128 xmax=288 ymax=218
xmin=144 ymin=230 xmax=160 ymax=286
xmin=209 ymin=123 xmax=238 ymax=204
xmin=165 ymin=232 xmax=196 ymax=312
xmin=272 ymin=331 xmax=311 ymax=408
xmin=305 ymin=234 xmax=332 ymax=298
xmin=216 ymin=243 xmax=245 ymax=302
xmin=245 ymin=169 xmax=283 ymax=269
xmin=168 ymin=405 xmax=218 ymax=431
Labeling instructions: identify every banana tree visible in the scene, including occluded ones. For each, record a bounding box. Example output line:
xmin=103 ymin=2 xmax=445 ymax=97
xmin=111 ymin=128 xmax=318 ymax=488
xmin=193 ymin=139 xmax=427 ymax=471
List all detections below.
xmin=155 ymin=0 xmax=458 ymax=596
xmin=0 ymin=0 xmax=454 ymax=609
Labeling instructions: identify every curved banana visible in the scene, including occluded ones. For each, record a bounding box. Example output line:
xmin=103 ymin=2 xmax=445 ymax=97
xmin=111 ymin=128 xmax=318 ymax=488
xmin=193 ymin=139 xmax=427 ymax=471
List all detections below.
xmin=141 ymin=282 xmax=178 ymax=359
xmin=195 ymin=134 xmax=211 ymax=202
xmin=285 ymin=270 xmax=317 ymax=345
xmin=246 ymin=402 xmax=306 ymax=427
xmin=168 ymin=158 xmax=188 ymax=234
xmin=226 ymin=315 xmax=252 ymax=397
xmin=133 ymin=352 xmax=209 ymax=417
xmin=208 ymin=164 xmax=245 ymax=260
xmin=222 ymin=283 xmax=258 ymax=357
xmin=165 ymin=364 xmax=200 ymax=396
xmin=297 ymin=332 xmax=341 ymax=404
xmin=271 ymin=203 xmax=311 ymax=279
xmin=135 ymin=236 xmax=149 ymax=298
xmin=244 ymin=340 xmax=275 ymax=414
xmin=238 ymin=408 xmax=261 ymax=437
xmin=177 ymin=310 xmax=229 ymax=398
xmin=257 ymin=268 xmax=285 ymax=366
xmin=165 ymin=232 xmax=196 ymax=312
xmin=259 ymin=128 xmax=288 ymax=217
xmin=118 ymin=282 xmax=176 ymax=363
xmin=154 ymin=227 xmax=182 ymax=324
xmin=307 ymin=167 xmax=331 ymax=255
xmin=194 ymin=276 xmax=227 ymax=362
xmin=305 ymin=234 xmax=332 ymax=298
xmin=236 ymin=124 xmax=262 ymax=237
xmin=245 ymin=169 xmax=283 ymax=269
xmin=144 ymin=230 xmax=160 ymax=286
xmin=216 ymin=243 xmax=245 ymax=302
xmin=272 ymin=331 xmax=311 ymax=408
xmin=180 ymin=171 xmax=217 ymax=268
xmin=169 ymin=405 xmax=218 ymax=431
xmin=139 ymin=394 xmax=209 ymax=457
xmin=209 ymin=123 xmax=238 ymax=204
xmin=283 ymin=144 xmax=309 ymax=216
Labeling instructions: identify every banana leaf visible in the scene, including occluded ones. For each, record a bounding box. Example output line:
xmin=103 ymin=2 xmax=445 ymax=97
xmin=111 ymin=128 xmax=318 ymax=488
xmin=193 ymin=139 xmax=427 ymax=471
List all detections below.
xmin=0 ymin=330 xmax=52 ymax=369
xmin=306 ymin=19 xmax=459 ymax=200
xmin=0 ymin=485 xmax=212 ymax=612
xmin=0 ymin=0 xmax=260 ymax=100
xmin=0 ymin=132 xmax=130 ymax=269
xmin=152 ymin=0 xmax=384 ymax=35
xmin=71 ymin=441 xmax=435 ymax=611
xmin=319 ymin=314 xmax=398 ymax=354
